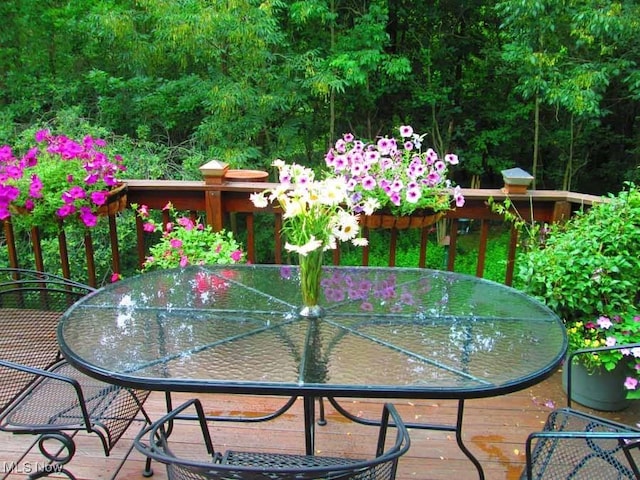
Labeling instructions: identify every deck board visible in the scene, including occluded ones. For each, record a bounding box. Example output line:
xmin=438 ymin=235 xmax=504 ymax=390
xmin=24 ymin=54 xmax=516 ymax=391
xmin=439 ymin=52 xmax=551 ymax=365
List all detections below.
xmin=1 ymin=368 xmax=638 ymax=480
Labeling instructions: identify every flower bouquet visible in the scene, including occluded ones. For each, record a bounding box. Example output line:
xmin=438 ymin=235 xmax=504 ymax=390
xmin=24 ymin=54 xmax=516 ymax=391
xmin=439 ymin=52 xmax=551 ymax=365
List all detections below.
xmin=136 ymin=202 xmax=245 ymax=270
xmin=0 ymin=129 xmax=126 ymax=234
xmin=250 ymin=160 xmax=368 ymax=314
xmin=324 ymin=125 xmax=465 ymax=228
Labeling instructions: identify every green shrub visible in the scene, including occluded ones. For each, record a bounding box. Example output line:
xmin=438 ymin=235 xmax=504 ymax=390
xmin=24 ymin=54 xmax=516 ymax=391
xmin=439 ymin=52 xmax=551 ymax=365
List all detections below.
xmin=516 ymin=183 xmax=640 ymax=398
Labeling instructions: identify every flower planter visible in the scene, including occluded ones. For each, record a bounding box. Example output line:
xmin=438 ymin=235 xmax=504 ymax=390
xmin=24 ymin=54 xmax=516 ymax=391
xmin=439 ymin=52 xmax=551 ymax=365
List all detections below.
xmin=360 ymin=210 xmax=444 ymax=230
xmin=96 ymin=183 xmax=128 ymax=216
xmin=562 ymin=360 xmax=631 ymax=411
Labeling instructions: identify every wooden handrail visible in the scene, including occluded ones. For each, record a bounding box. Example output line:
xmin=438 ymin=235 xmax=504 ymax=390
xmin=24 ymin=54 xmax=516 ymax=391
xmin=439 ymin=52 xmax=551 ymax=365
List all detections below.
xmin=2 ymin=175 xmax=604 ymax=288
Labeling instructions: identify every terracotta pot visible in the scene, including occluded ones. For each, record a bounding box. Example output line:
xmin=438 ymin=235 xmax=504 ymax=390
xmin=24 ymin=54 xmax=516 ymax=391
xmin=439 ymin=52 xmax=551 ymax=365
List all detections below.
xmin=225 ymin=169 xmax=269 ymax=182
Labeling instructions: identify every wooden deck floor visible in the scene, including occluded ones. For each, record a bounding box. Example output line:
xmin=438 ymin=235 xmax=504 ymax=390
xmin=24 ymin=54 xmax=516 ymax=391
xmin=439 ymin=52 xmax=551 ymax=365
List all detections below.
xmin=1 ymin=368 xmax=638 ymax=480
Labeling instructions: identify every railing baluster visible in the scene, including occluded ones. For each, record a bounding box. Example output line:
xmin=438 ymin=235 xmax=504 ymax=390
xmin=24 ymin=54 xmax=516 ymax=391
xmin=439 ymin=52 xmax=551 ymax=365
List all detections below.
xmin=476 ymin=220 xmax=490 ymax=278
xmin=58 ymin=229 xmax=71 ymax=280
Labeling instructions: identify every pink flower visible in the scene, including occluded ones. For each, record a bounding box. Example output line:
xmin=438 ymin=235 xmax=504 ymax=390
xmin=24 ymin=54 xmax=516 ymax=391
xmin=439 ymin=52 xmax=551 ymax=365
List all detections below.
xmin=138 ymin=205 xmax=150 ymax=217
xmin=67 ymin=186 xmax=87 ymax=200
xmin=597 ymin=316 xmax=613 ymax=329
xmin=34 ymin=129 xmax=50 ymax=142
xmin=445 ymin=153 xmax=459 ymax=165
xmin=28 ymin=175 xmax=43 ymax=198
xmin=56 ymin=204 xmax=76 ymax=218
xmin=178 ymin=217 xmax=195 ymax=231
xmin=143 ymin=222 xmax=156 ymax=233
xmin=179 ymin=255 xmax=188 ymax=267
xmin=79 ymin=206 xmax=98 ymax=227
xmin=454 ymin=186 xmax=465 ymax=207
xmin=399 ymin=125 xmax=413 ymax=138
xmin=230 ymin=250 xmax=243 ymax=262
xmin=90 ymin=190 xmax=109 ymax=206
xmin=170 ymin=238 xmax=183 ymax=249
xmin=624 ymin=376 xmax=638 ymax=390
xmin=0 ymin=145 xmax=13 ymax=161
xmin=84 ymin=173 xmax=99 ymax=185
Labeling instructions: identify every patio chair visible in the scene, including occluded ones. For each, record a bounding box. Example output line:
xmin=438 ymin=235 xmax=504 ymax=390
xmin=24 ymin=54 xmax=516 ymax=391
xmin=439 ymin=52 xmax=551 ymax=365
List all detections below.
xmin=0 ymin=268 xmax=151 ymax=479
xmin=522 ymin=343 xmax=640 ymax=479
xmin=134 ymin=398 xmax=410 ymax=480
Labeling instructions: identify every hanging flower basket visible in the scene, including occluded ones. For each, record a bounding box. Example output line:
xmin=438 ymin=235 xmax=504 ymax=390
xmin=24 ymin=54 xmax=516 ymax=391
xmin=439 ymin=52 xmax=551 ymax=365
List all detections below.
xmin=0 ymin=129 xmax=127 ymax=234
xmin=96 ymin=183 xmax=128 ymax=216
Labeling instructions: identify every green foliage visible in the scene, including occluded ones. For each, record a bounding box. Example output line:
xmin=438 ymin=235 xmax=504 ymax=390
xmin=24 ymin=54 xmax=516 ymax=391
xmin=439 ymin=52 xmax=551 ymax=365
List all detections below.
xmin=516 ymin=183 xmax=640 ymax=321
xmin=515 ymin=183 xmax=640 ymax=395
xmin=488 ymin=196 xmax=547 ymax=253
xmin=0 ymin=126 xmax=126 ymax=235
xmin=135 ymin=203 xmax=246 ymax=270
xmin=1 ymin=0 xmax=639 ymax=195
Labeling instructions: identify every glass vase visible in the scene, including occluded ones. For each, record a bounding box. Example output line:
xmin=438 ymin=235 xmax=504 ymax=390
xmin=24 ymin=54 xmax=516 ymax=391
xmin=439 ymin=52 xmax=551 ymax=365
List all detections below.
xmin=298 ymin=249 xmax=324 ymax=318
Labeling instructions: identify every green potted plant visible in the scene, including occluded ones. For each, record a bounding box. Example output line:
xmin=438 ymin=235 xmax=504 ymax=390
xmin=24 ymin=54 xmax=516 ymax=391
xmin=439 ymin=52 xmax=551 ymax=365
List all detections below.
xmin=135 ymin=202 xmax=246 ymax=270
xmin=515 ymin=182 xmax=640 ymax=408
xmin=323 ymin=125 xmax=465 ymax=228
xmin=0 ymin=129 xmax=127 ymax=235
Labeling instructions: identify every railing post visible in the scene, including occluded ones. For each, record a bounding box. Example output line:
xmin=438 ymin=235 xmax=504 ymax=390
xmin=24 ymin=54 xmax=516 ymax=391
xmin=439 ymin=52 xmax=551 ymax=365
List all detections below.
xmin=552 ymin=201 xmax=572 ymax=223
xmin=199 ymin=160 xmax=229 ymax=231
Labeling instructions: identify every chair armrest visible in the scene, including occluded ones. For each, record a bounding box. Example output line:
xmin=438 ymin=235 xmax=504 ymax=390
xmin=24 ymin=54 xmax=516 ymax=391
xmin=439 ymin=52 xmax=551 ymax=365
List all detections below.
xmin=134 ymin=397 xmax=217 ymax=465
xmin=376 ymin=403 xmax=411 ymax=459
xmin=0 ymin=358 xmax=93 ymax=428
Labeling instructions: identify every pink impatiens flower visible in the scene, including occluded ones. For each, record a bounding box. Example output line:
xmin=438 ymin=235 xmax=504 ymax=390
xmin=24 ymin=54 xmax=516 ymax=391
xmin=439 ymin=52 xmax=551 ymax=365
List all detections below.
xmin=178 ymin=217 xmax=195 ymax=231
xmin=597 ymin=316 xmax=613 ymax=329
xmin=624 ymin=376 xmax=638 ymax=390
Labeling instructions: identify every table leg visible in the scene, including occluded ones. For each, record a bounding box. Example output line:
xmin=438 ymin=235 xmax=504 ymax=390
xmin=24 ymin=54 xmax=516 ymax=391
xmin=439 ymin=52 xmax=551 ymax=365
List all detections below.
xmin=456 ymin=399 xmax=485 ymax=480
xmin=303 ymin=396 xmax=315 ymax=455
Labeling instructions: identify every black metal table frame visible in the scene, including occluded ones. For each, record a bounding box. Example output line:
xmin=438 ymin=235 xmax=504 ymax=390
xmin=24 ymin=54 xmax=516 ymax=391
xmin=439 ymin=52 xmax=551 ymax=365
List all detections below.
xmin=57 ymin=266 xmax=567 ymax=480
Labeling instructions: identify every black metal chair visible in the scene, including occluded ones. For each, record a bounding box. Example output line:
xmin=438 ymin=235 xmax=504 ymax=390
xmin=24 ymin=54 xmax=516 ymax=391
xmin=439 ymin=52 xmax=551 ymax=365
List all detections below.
xmin=522 ymin=343 xmax=640 ymax=479
xmin=0 ymin=268 xmax=152 ymax=479
xmin=134 ymin=398 xmax=411 ymax=480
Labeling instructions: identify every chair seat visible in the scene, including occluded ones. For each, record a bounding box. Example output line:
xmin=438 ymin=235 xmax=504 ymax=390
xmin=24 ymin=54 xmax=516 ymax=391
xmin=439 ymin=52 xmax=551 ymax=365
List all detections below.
xmin=222 ymin=450 xmax=365 ymax=468
xmin=1 ymin=361 xmax=149 ymax=452
xmin=135 ymin=399 xmax=409 ymax=480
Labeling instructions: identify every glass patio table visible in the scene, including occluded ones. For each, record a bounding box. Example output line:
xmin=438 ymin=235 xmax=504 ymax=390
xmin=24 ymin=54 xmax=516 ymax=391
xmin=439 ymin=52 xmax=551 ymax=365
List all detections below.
xmin=57 ymin=264 xmax=567 ymax=479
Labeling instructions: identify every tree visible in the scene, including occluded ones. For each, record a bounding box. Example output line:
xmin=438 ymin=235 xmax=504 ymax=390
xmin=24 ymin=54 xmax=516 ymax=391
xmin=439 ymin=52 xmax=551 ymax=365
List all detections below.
xmin=497 ymin=0 xmax=640 ymax=190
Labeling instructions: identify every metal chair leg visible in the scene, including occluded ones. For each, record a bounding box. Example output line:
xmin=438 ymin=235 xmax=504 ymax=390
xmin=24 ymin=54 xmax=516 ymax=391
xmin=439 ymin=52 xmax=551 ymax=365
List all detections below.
xmin=317 ymin=397 xmax=327 ymax=426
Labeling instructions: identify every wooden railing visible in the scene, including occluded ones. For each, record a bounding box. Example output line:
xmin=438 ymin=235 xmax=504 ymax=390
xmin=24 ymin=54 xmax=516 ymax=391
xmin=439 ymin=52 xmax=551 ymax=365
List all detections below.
xmin=1 ymin=166 xmax=603 ymax=288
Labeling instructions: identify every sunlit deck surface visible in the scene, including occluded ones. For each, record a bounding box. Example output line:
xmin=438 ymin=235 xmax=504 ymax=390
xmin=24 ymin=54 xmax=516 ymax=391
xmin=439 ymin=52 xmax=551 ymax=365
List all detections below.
xmin=1 ymin=368 xmax=638 ymax=480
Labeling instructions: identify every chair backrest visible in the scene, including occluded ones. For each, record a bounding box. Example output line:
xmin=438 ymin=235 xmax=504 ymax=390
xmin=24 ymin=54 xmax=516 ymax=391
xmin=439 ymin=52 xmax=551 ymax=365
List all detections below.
xmin=0 ymin=268 xmax=95 ymax=413
xmin=136 ymin=399 xmax=410 ymax=480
